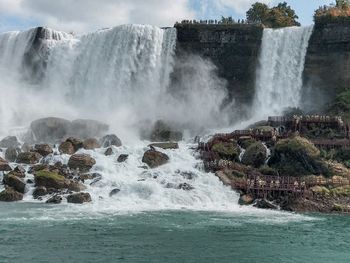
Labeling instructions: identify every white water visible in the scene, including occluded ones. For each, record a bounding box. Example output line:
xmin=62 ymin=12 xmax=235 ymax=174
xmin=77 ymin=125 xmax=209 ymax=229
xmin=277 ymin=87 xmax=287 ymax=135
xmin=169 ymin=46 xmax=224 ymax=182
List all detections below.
xmin=253 ymin=26 xmax=313 ymax=120
xmin=0 ymin=25 xmax=239 ymax=213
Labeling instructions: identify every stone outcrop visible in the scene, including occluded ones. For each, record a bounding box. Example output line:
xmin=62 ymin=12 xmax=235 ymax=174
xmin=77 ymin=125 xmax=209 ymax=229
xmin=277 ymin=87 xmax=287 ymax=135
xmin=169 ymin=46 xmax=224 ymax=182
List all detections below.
xmin=303 ymin=20 xmax=350 ymax=112
xmin=148 ymin=120 xmax=183 ymax=142
xmin=174 ymin=24 xmax=263 ymax=108
xmin=3 ymin=174 xmax=26 ymax=193
xmin=34 ymin=170 xmax=67 ymax=189
xmin=5 ymin=147 xmax=20 ymax=162
xmin=142 ymin=150 xmax=169 ymax=168
xmin=59 ymin=141 xmax=75 ymax=155
xmin=16 ymin=152 xmax=42 ymax=164
xmin=67 ymin=192 xmax=92 ymax=204
xmin=30 ymin=117 xmax=71 ymax=142
xmin=100 ymin=134 xmax=122 ymax=147
xmin=34 ymin=144 xmax=53 ymax=157
xmin=68 ymin=154 xmax=96 ymax=172
xmin=70 ymin=119 xmax=108 ymax=139
xmin=0 ymin=187 xmax=23 ymax=202
xmin=0 ymin=136 xmax=20 ymax=148
xmin=0 ymin=157 xmax=12 ymax=171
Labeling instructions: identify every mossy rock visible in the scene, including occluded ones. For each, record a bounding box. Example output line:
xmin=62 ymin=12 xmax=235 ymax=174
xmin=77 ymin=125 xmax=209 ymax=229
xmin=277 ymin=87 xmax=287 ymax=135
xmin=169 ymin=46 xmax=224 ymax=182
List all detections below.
xmin=310 ymin=186 xmax=330 ymax=196
xmin=212 ymin=141 xmax=239 ymax=161
xmin=238 ymin=137 xmax=256 ymax=149
xmin=258 ymin=165 xmax=279 ymax=176
xmin=34 ymin=170 xmax=66 ymax=189
xmin=268 ymin=136 xmax=330 ymax=177
xmin=253 ymin=126 xmax=274 ymax=133
xmin=330 ymin=186 xmax=350 ymax=197
xmin=241 ymin=142 xmax=267 ymax=168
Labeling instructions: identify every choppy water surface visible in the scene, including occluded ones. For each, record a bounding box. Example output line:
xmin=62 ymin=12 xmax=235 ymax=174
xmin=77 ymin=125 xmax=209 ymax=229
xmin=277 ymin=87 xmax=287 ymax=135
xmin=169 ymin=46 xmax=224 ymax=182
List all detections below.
xmin=0 ymin=203 xmax=349 ymax=263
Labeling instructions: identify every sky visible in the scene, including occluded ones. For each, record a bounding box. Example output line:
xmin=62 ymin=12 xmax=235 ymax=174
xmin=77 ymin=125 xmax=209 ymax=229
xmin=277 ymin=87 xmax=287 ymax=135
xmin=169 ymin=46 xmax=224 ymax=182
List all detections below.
xmin=0 ymin=0 xmax=334 ymax=33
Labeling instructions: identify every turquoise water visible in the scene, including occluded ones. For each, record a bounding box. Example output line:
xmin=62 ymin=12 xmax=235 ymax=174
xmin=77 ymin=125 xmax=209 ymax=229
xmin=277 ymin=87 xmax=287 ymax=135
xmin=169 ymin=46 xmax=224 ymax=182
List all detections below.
xmin=0 ymin=203 xmax=349 ymax=263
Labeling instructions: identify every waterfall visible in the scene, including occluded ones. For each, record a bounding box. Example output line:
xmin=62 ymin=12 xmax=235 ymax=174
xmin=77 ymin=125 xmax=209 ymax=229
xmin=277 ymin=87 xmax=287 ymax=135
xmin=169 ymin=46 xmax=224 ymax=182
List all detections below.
xmin=253 ymin=26 xmax=313 ymax=119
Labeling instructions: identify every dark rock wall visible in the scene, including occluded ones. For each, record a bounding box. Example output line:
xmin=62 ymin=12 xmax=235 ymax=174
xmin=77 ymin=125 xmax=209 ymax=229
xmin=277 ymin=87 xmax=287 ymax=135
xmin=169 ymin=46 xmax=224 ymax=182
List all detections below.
xmin=303 ymin=20 xmax=350 ymax=112
xmin=173 ymin=24 xmax=264 ymax=106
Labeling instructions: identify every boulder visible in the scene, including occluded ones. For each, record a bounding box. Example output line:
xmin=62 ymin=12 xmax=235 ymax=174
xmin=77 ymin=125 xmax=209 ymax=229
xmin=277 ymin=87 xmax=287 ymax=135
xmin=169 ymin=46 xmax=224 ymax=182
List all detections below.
xmin=149 ymin=120 xmax=183 ymax=142
xmin=67 ymin=192 xmax=92 ymax=204
xmin=149 ymin=142 xmax=179 ymax=150
xmin=5 ymin=147 xmax=20 ymax=162
xmin=117 ymin=154 xmax=129 ymax=163
xmin=33 ymin=186 xmax=48 ymax=198
xmin=67 ymin=181 xmax=86 ymax=192
xmin=34 ymin=144 xmax=53 ymax=157
xmin=46 ymin=195 xmax=62 ymax=204
xmin=3 ymin=174 xmax=26 ymax=193
xmin=241 ymin=142 xmax=267 ymax=168
xmin=100 ymin=134 xmax=122 ymax=147
xmin=8 ymin=166 xmax=26 ymax=178
xmin=34 ymin=170 xmax=67 ymax=189
xmin=238 ymin=194 xmax=254 ymax=205
xmin=0 ymin=187 xmax=23 ymax=202
xmin=212 ymin=141 xmax=240 ymax=161
xmin=268 ymin=136 xmax=330 ymax=176
xmin=104 ymin=147 xmax=113 ymax=156
xmin=58 ymin=141 xmax=75 ymax=155
xmin=68 ymin=154 xmax=96 ymax=172
xmin=0 ymin=136 xmax=20 ymax=148
xmin=83 ymin=138 xmax=100 ymax=150
xmin=142 ymin=150 xmax=169 ymax=168
xmin=254 ymin=199 xmax=278 ymax=210
xmin=178 ymin=183 xmax=194 ymax=191
xmin=21 ymin=143 xmax=32 ymax=152
xmin=66 ymin=137 xmax=83 ymax=152
xmin=0 ymin=157 xmax=12 ymax=171
xmin=70 ymin=119 xmax=108 ymax=139
xmin=16 ymin=152 xmax=42 ymax=164
xmin=109 ymin=188 xmax=120 ymax=197
xmin=30 ymin=117 xmax=71 ymax=142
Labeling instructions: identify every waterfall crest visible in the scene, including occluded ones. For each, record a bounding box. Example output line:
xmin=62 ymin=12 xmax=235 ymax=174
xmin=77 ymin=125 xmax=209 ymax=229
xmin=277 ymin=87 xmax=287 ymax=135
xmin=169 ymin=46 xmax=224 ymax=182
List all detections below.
xmin=253 ymin=26 xmax=313 ymax=119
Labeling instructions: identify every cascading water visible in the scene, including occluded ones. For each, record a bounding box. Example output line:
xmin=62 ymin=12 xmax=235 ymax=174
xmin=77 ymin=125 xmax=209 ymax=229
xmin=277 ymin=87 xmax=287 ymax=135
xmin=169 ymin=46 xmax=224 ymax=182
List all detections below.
xmin=0 ymin=25 xmax=239 ymax=213
xmin=253 ymin=26 xmax=313 ymax=119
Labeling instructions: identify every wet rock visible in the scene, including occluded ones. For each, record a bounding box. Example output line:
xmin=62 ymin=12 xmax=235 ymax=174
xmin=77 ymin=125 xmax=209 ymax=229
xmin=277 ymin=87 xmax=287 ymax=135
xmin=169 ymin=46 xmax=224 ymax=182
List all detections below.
xmin=28 ymin=164 xmax=49 ymax=174
xmin=142 ymin=150 xmax=169 ymax=168
xmin=109 ymin=188 xmax=120 ymax=197
xmin=83 ymin=138 xmax=100 ymax=150
xmin=241 ymin=142 xmax=267 ymax=168
xmin=100 ymin=134 xmax=122 ymax=147
xmin=254 ymin=199 xmax=278 ymax=210
xmin=34 ymin=170 xmax=67 ymax=189
xmin=58 ymin=141 xmax=75 ymax=155
xmin=149 ymin=142 xmax=179 ymax=150
xmin=0 ymin=157 xmax=12 ymax=172
xmin=5 ymin=147 xmax=20 ymax=162
xmin=34 ymin=144 xmax=53 ymax=157
xmin=3 ymin=174 xmax=26 ymax=193
xmin=46 ymin=195 xmax=62 ymax=204
xmin=149 ymin=120 xmax=183 ymax=142
xmin=33 ymin=186 xmax=47 ymax=198
xmin=78 ymin=173 xmax=101 ymax=181
xmin=67 ymin=181 xmax=86 ymax=192
xmin=21 ymin=143 xmax=32 ymax=152
xmin=30 ymin=117 xmax=71 ymax=142
xmin=104 ymin=147 xmax=113 ymax=156
xmin=238 ymin=194 xmax=254 ymax=205
xmin=178 ymin=183 xmax=194 ymax=191
xmin=89 ymin=175 xmax=103 ymax=186
xmin=68 ymin=154 xmax=96 ymax=173
xmin=26 ymin=179 xmax=34 ymax=184
xmin=117 ymin=154 xmax=129 ymax=163
xmin=0 ymin=136 xmax=20 ymax=148
xmin=16 ymin=152 xmax=42 ymax=164
xmin=66 ymin=137 xmax=84 ymax=152
xmin=67 ymin=192 xmax=92 ymax=204
xmin=0 ymin=187 xmax=23 ymax=202
xmin=70 ymin=119 xmax=108 ymax=139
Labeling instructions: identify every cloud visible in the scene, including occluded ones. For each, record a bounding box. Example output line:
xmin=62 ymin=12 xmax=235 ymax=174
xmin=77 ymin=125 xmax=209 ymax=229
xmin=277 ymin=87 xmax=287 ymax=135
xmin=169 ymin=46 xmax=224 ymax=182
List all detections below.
xmin=0 ymin=0 xmax=196 ymax=33
xmin=0 ymin=0 xmax=276 ymax=33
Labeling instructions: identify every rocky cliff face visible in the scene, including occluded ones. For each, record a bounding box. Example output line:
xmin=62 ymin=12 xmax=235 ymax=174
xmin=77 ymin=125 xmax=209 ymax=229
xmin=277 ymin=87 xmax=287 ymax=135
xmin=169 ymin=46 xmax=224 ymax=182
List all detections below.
xmin=173 ymin=24 xmax=263 ymax=107
xmin=303 ymin=20 xmax=350 ymax=112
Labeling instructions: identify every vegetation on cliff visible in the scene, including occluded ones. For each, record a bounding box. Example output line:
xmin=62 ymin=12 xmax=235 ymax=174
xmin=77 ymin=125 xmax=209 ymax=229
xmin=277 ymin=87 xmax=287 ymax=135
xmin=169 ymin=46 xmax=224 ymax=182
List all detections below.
xmin=246 ymin=2 xmax=300 ymax=28
xmin=315 ymin=0 xmax=350 ymax=23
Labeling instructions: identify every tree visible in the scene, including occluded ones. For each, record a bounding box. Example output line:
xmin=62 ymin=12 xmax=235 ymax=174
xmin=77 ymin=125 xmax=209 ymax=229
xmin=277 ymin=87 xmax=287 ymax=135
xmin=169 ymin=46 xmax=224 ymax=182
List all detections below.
xmin=246 ymin=2 xmax=300 ymax=28
xmin=336 ymin=0 xmax=350 ymax=9
xmin=246 ymin=2 xmax=269 ymax=24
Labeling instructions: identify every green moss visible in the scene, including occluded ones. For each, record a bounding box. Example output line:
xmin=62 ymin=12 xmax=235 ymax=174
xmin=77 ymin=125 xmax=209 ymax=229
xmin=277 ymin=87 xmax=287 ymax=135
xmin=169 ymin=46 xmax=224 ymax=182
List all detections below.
xmin=275 ymin=136 xmax=320 ymax=157
xmin=35 ymin=170 xmax=65 ymax=182
xmin=238 ymin=137 xmax=256 ymax=149
xmin=241 ymin=142 xmax=267 ymax=168
xmin=330 ymin=186 xmax=350 ymax=197
xmin=258 ymin=165 xmax=279 ymax=176
xmin=310 ymin=186 xmax=330 ymax=195
xmin=212 ymin=142 xmax=239 ymax=161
